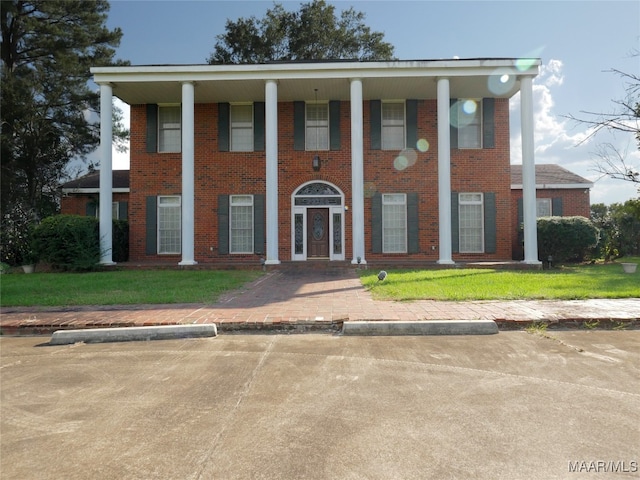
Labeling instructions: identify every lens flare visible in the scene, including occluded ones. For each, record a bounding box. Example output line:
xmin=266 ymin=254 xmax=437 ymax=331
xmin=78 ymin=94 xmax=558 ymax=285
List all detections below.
xmin=416 ymin=139 xmax=429 ymax=152
xmin=488 ymin=68 xmax=516 ymax=95
xmin=394 ymin=155 xmax=408 ymax=171
xmin=462 ymin=100 xmax=477 ymax=115
xmin=364 ymin=181 xmax=377 ymax=198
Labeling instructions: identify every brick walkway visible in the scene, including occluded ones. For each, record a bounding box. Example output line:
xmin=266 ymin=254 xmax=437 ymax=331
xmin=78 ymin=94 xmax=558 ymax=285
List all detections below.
xmin=1 ymin=270 xmax=639 ymax=335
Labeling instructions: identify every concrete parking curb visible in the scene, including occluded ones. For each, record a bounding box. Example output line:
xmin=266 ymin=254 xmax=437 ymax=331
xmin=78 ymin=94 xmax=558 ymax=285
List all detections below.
xmin=49 ymin=324 xmax=218 ymax=345
xmin=341 ymin=319 xmax=499 ymax=336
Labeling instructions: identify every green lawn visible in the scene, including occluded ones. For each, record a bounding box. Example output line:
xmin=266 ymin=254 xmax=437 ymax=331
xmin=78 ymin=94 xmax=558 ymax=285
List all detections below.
xmin=0 ymin=269 xmax=263 ymax=307
xmin=359 ymin=257 xmax=640 ymax=301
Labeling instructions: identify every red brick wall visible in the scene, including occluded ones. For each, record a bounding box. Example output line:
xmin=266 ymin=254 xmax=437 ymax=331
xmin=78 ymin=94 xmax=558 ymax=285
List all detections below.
xmin=61 ymin=193 xmax=129 ymax=217
xmin=130 ymin=98 xmax=513 ymax=263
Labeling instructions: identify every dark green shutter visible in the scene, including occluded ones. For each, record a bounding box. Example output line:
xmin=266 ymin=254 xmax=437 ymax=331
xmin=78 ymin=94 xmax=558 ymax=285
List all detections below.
xmin=451 ymin=192 xmax=459 ymax=253
xmin=254 ymin=102 xmax=265 ymax=152
xmin=119 ymin=202 xmax=128 ymax=221
xmin=86 ymin=202 xmax=97 ymax=217
xmin=517 ymin=198 xmax=523 ymax=226
xmin=218 ymin=195 xmax=229 ymax=255
xmin=253 ymin=194 xmax=265 ymax=255
xmin=407 ymin=192 xmax=419 ymax=254
xmin=372 ymin=193 xmax=382 ymax=253
xmin=146 ymin=104 xmax=157 ymax=153
xmin=552 ymin=197 xmax=563 ymax=216
xmin=482 ymin=98 xmax=495 ymax=149
xmin=484 ymin=192 xmax=497 ymax=254
xmin=449 ymin=99 xmax=458 ymax=149
xmin=218 ymin=103 xmax=230 ymax=152
xmin=145 ymin=196 xmax=157 ymax=255
xmin=370 ymin=100 xmax=381 ymax=150
xmin=406 ymin=100 xmax=418 ymax=149
xmin=329 ymin=100 xmax=341 ymax=150
xmin=293 ymin=101 xmax=305 ymax=151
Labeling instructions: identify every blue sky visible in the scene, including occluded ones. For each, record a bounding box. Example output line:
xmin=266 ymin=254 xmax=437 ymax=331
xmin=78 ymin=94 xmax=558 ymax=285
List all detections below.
xmin=104 ymin=0 xmax=640 ymax=205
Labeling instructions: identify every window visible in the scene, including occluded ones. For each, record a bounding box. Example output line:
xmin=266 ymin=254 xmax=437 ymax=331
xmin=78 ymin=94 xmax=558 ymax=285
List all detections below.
xmin=230 ymin=104 xmax=253 ymax=151
xmin=158 ymin=196 xmax=181 ymax=254
xmin=382 ymin=193 xmax=407 ymax=253
xmin=94 ymin=202 xmax=120 ymax=220
xmin=382 ymin=102 xmax=405 ymax=150
xmin=159 ymin=106 xmax=181 ymax=152
xmin=459 ymin=193 xmax=484 ymax=253
xmin=536 ymin=198 xmax=552 ymax=217
xmin=306 ymin=103 xmax=329 ymax=151
xmin=457 ymin=99 xmax=482 ymax=149
xmin=230 ymin=195 xmax=253 ymax=254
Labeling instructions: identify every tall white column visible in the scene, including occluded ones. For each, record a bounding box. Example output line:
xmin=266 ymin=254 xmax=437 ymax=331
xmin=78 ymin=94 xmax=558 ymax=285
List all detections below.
xmin=99 ymin=83 xmax=114 ymax=265
xmin=350 ymin=78 xmax=366 ymax=264
xmin=520 ymin=75 xmax=541 ymax=264
xmin=179 ymin=81 xmax=197 ymax=265
xmin=436 ymin=77 xmax=454 ymax=264
xmin=265 ymin=79 xmax=280 ymax=264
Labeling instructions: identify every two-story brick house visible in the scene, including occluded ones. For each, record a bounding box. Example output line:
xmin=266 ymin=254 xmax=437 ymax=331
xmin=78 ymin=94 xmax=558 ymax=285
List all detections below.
xmin=91 ymin=58 xmax=542 ymax=266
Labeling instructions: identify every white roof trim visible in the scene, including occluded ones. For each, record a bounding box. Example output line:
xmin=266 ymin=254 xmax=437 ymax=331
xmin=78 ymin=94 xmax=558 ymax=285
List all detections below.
xmin=511 ymin=183 xmax=593 ymax=190
xmin=62 ymin=188 xmax=130 ymax=194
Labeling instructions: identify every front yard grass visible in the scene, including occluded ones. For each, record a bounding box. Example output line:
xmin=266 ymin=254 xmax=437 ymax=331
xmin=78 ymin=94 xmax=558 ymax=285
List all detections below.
xmin=0 ymin=269 xmax=263 ymax=307
xmin=359 ymin=257 xmax=640 ymax=301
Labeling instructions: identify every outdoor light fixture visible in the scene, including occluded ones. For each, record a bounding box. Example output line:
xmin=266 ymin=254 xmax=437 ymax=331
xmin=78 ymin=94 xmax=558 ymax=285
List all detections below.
xmin=312 ymin=155 xmax=321 ymax=171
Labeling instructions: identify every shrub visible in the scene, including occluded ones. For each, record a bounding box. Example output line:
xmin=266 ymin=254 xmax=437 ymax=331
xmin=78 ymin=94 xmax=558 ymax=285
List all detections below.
xmin=537 ymin=216 xmax=600 ymax=264
xmin=32 ymin=215 xmax=100 ymax=271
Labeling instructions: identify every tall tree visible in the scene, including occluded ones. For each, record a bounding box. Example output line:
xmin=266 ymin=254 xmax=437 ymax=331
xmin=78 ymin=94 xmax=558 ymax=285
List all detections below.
xmin=1 ymin=0 xmax=125 ymax=223
xmin=208 ymin=0 xmax=395 ymax=64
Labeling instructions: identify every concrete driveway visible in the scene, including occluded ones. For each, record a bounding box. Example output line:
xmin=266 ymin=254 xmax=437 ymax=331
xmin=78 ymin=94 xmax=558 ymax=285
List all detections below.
xmin=1 ymin=331 xmax=638 ymax=479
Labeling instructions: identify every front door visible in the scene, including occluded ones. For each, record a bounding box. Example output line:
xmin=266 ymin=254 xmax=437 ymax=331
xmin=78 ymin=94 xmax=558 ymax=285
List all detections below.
xmin=307 ymin=208 xmax=329 ymax=258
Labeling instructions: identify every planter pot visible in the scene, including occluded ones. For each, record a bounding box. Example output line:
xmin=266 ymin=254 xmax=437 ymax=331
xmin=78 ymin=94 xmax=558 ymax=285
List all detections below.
xmin=21 ymin=264 xmax=35 ymax=274
xmin=621 ymin=263 xmax=637 ymax=274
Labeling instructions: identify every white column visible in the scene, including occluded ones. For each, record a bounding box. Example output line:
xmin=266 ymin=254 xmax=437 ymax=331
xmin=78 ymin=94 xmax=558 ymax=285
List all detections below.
xmin=350 ymin=78 xmax=366 ymax=264
xmin=520 ymin=75 xmax=541 ymax=264
xmin=179 ymin=81 xmax=197 ymax=265
xmin=265 ymin=79 xmax=280 ymax=264
xmin=436 ymin=77 xmax=454 ymax=264
xmin=99 ymin=83 xmax=114 ymax=265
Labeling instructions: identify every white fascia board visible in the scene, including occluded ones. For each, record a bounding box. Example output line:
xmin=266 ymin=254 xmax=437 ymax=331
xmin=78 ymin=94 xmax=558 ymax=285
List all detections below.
xmin=511 ymin=183 xmax=594 ymax=190
xmin=62 ymin=188 xmax=130 ymax=194
xmin=91 ymin=58 xmax=540 ymax=84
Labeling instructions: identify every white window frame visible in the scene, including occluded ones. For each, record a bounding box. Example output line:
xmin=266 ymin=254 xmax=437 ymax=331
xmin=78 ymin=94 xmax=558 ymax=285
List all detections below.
xmin=382 ymin=101 xmax=406 ymax=151
xmin=382 ymin=193 xmax=407 ymax=254
xmin=306 ymin=102 xmax=329 ymax=151
xmin=158 ymin=105 xmax=181 ymax=153
xmin=459 ymin=193 xmax=484 ymax=253
xmin=157 ymin=195 xmax=181 ymax=254
xmin=230 ymin=195 xmax=254 ymax=254
xmin=95 ymin=202 xmax=120 ymax=220
xmin=536 ymin=198 xmax=552 ymax=217
xmin=230 ymin=103 xmax=254 ymax=152
xmin=457 ymin=99 xmax=482 ymax=149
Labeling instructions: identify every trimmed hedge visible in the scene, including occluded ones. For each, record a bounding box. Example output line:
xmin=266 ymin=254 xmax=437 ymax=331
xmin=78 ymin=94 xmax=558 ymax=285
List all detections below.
xmin=537 ymin=216 xmax=599 ymax=264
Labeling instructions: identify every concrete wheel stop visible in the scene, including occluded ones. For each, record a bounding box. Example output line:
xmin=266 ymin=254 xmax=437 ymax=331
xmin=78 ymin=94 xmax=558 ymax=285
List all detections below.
xmin=341 ymin=320 xmax=499 ymax=336
xmin=49 ymin=324 xmax=217 ymax=345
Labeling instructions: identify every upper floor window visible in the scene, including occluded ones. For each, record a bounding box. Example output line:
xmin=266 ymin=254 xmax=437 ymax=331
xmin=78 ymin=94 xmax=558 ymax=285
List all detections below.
xmin=457 ymin=99 xmax=482 ymax=149
xmin=159 ymin=106 xmax=181 ymax=153
xmin=382 ymin=102 xmax=405 ymax=150
xmin=230 ymin=104 xmax=254 ymax=152
xmin=306 ymin=103 xmax=329 ymax=151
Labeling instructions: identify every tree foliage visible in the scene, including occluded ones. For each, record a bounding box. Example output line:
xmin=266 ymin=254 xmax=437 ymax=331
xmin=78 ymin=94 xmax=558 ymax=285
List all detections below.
xmin=208 ymin=0 xmax=395 ymax=64
xmin=1 ymin=0 xmax=125 ymax=223
xmin=591 ymin=200 xmax=640 ymax=259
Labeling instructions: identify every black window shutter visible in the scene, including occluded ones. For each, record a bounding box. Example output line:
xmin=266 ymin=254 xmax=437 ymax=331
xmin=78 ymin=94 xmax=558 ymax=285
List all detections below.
xmin=253 ymin=194 xmax=265 ymax=255
xmin=218 ymin=195 xmax=229 ymax=255
xmin=293 ymin=101 xmax=306 ymax=151
xmin=254 ymin=102 xmax=265 ymax=152
xmin=146 ymin=104 xmax=157 ymax=153
xmin=552 ymin=197 xmax=563 ymax=216
xmin=406 ymin=100 xmax=418 ymax=149
xmin=449 ymin=99 xmax=458 ymax=149
xmin=218 ymin=103 xmax=230 ymax=152
xmin=517 ymin=198 xmax=523 ymax=226
xmin=329 ymin=100 xmax=341 ymax=150
xmin=407 ymin=192 xmax=419 ymax=254
xmin=370 ymin=100 xmax=381 ymax=150
xmin=119 ymin=202 xmax=128 ymax=221
xmin=484 ymin=192 xmax=497 ymax=253
xmin=372 ymin=192 xmax=383 ymax=253
xmin=451 ymin=192 xmax=459 ymax=253
xmin=482 ymin=98 xmax=495 ymax=149
xmin=86 ymin=202 xmax=97 ymax=217
xmin=145 ymin=196 xmax=157 ymax=255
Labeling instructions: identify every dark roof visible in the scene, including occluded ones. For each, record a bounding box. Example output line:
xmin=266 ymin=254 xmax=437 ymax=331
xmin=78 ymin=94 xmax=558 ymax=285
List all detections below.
xmin=511 ymin=164 xmax=592 ymax=187
xmin=62 ymin=170 xmax=130 ymax=190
